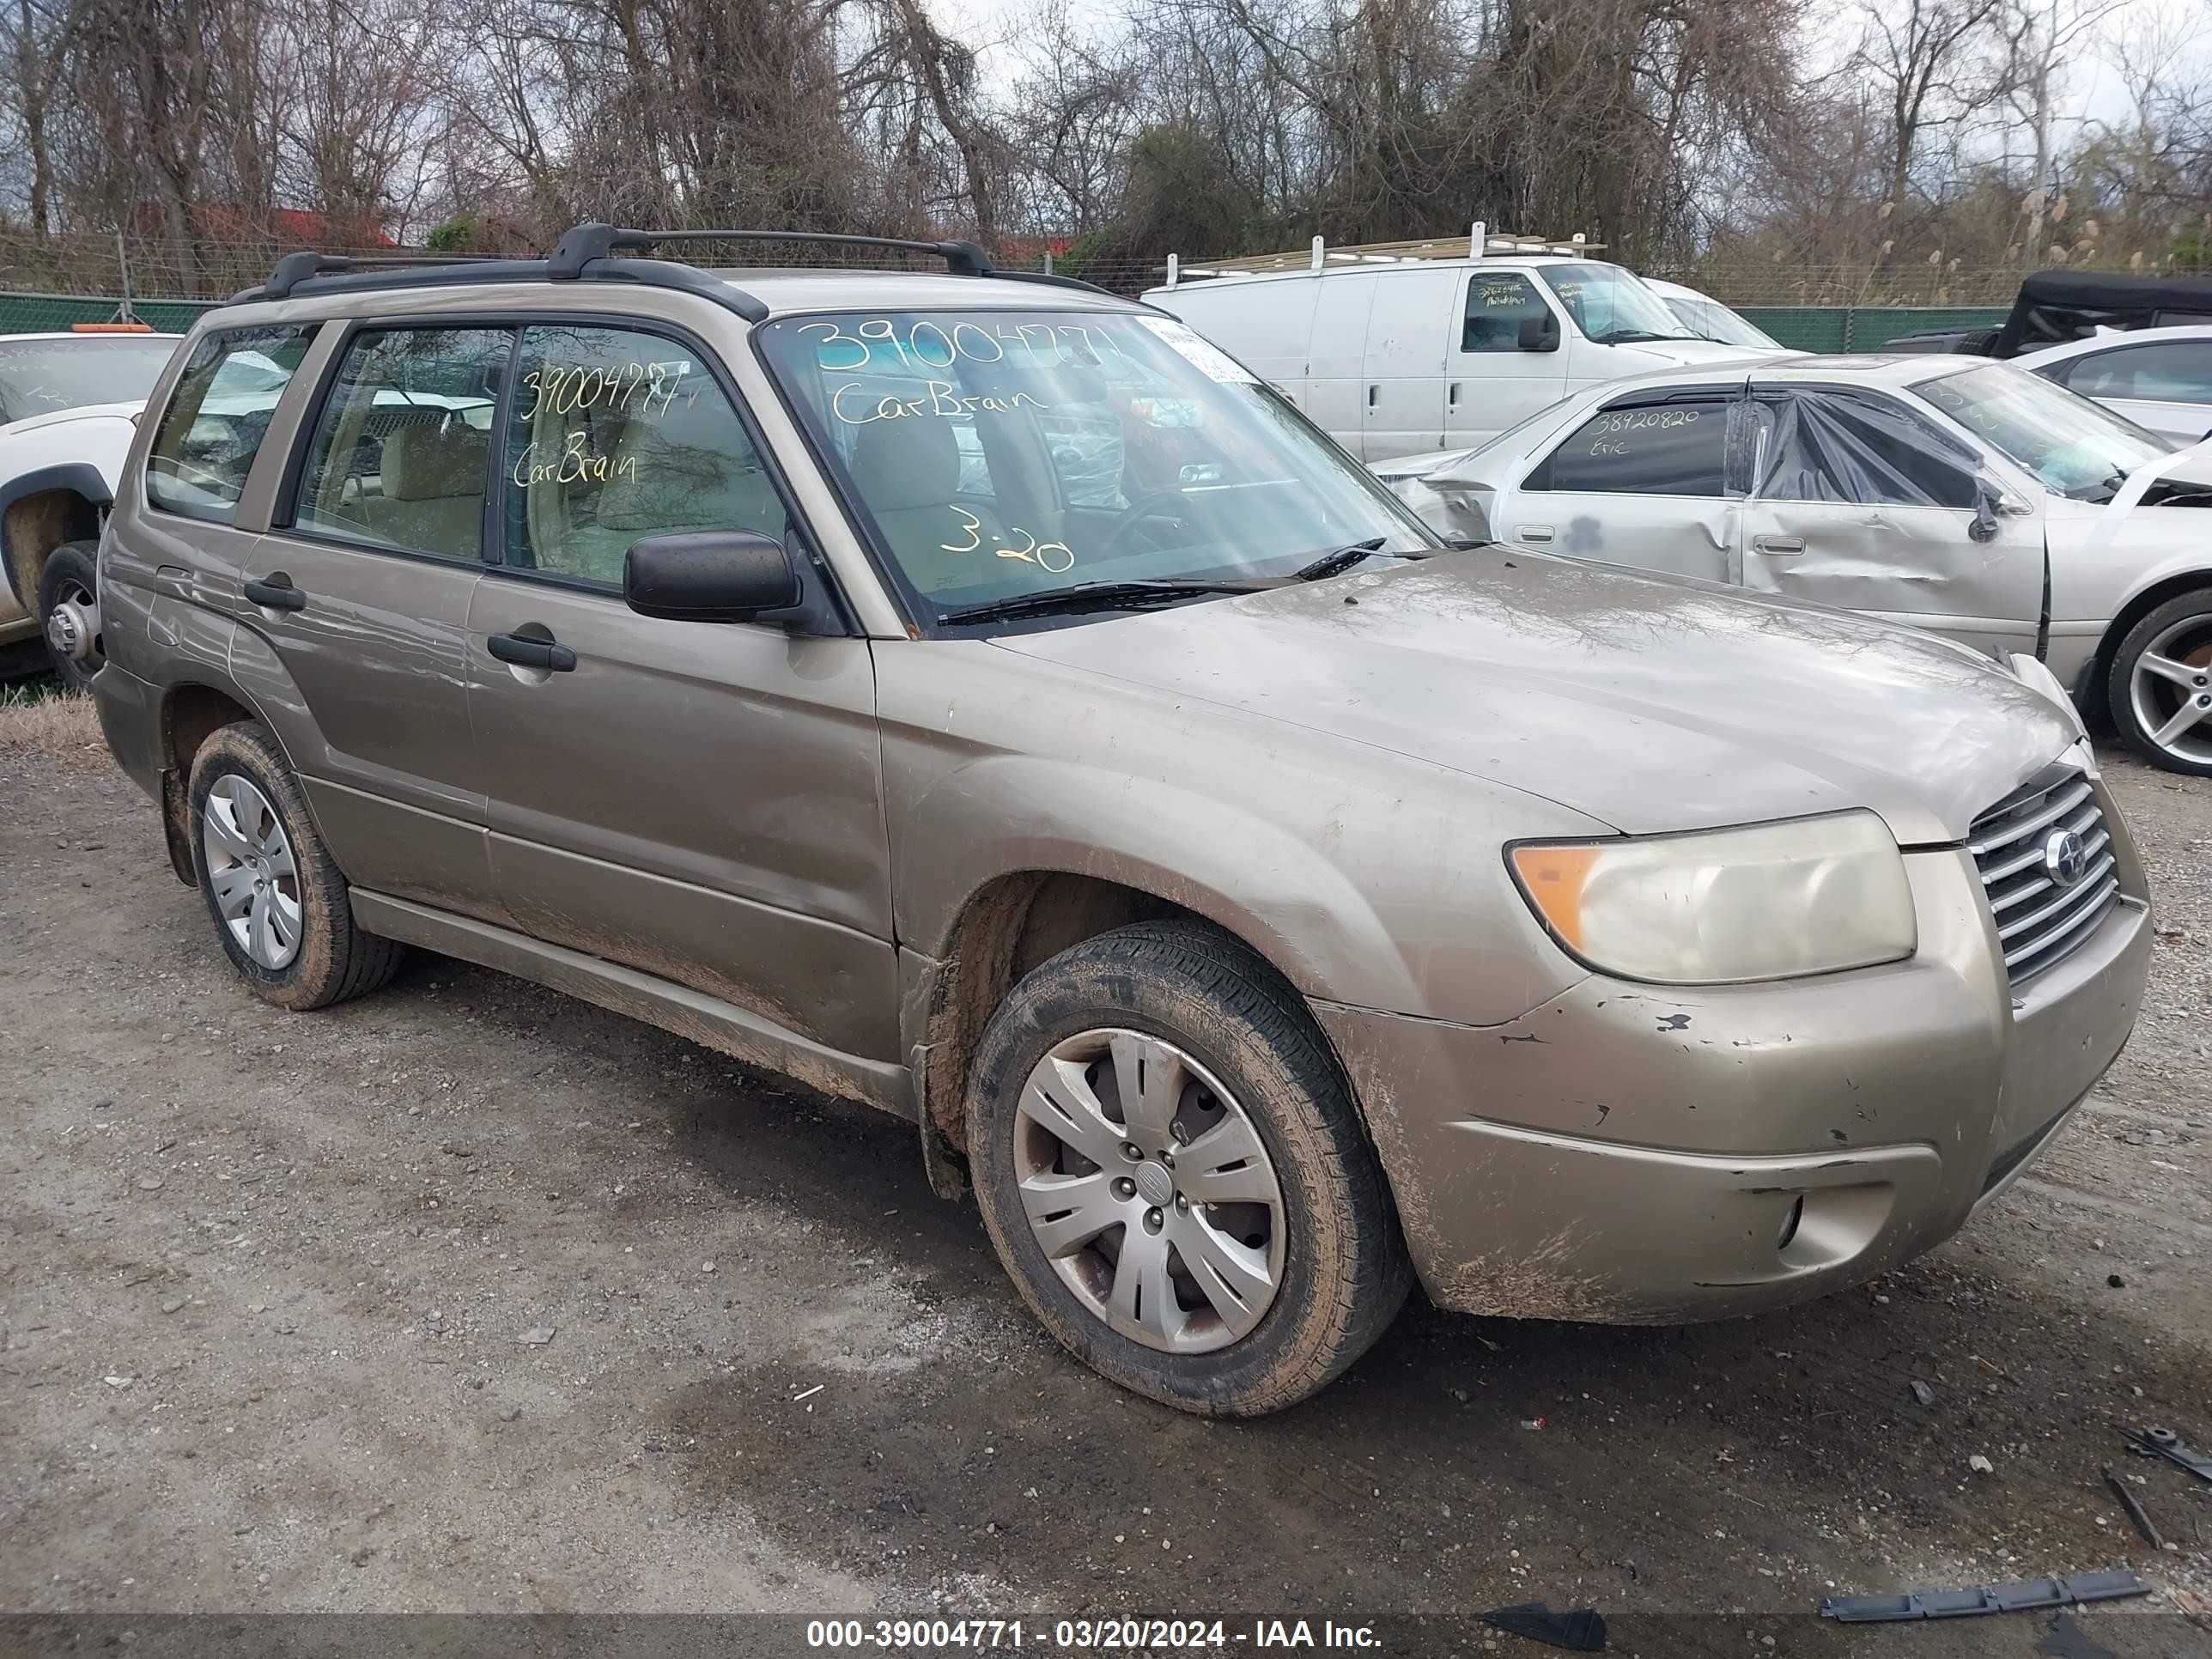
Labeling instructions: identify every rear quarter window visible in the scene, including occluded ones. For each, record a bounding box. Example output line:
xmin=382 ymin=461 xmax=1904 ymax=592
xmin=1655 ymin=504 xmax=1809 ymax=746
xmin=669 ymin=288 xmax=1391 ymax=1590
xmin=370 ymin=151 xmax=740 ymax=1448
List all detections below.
xmin=145 ymin=326 xmax=317 ymax=523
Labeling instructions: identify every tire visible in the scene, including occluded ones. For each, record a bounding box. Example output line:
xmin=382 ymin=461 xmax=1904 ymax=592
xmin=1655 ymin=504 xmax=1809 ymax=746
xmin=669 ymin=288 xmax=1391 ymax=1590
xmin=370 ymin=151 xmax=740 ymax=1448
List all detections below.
xmin=2106 ymin=589 xmax=2212 ymax=776
xmin=36 ymin=541 xmax=103 ymax=694
xmin=186 ymin=720 xmax=405 ymax=1009
xmin=966 ymin=919 xmax=1411 ymax=1415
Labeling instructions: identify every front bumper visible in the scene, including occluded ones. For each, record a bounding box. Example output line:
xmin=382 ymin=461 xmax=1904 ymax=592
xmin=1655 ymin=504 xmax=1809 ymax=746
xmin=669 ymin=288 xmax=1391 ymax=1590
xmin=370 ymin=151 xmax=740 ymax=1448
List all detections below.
xmin=1316 ymin=804 xmax=2152 ymax=1323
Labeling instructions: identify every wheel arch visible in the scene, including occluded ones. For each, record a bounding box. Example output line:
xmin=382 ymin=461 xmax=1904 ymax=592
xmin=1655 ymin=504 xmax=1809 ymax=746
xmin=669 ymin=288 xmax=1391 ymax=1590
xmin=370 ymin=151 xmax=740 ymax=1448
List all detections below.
xmin=153 ymin=678 xmax=306 ymax=885
xmin=2087 ymin=569 xmax=2212 ymax=718
xmin=1 ymin=465 xmax=112 ymax=609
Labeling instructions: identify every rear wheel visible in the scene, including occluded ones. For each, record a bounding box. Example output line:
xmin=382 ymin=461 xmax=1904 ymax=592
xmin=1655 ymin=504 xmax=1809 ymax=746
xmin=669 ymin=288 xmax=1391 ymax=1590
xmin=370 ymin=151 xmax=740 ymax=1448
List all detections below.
xmin=187 ymin=720 xmax=405 ymax=1009
xmin=2107 ymin=590 xmax=2212 ymax=775
xmin=966 ymin=920 xmax=1410 ymax=1415
xmin=37 ymin=542 xmax=103 ymax=694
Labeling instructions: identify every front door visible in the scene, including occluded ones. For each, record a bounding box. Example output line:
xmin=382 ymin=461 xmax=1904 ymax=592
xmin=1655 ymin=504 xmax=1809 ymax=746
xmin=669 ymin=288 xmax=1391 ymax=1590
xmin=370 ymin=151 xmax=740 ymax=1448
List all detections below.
xmin=1737 ymin=386 xmax=2044 ymax=659
xmin=1443 ymin=270 xmax=1570 ymax=451
xmin=464 ymin=322 xmax=898 ymax=1063
xmin=234 ymin=323 xmax=511 ymax=915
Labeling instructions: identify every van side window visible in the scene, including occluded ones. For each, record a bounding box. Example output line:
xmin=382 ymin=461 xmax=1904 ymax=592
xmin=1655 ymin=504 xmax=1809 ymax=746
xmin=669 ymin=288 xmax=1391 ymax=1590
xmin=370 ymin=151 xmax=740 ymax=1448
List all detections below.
xmin=1462 ymin=275 xmax=1550 ymax=353
xmin=500 ymin=325 xmax=788 ymax=590
xmin=292 ymin=328 xmax=510 ymax=561
xmin=145 ymin=326 xmax=317 ymax=523
xmin=1524 ymin=399 xmax=1730 ymax=496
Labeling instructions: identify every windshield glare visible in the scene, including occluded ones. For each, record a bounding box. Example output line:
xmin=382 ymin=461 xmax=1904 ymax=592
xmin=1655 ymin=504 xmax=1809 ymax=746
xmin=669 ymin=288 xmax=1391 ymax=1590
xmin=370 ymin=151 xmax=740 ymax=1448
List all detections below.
xmin=759 ymin=310 xmax=1434 ymax=619
xmin=1665 ymin=295 xmax=1781 ymax=350
xmin=0 ymin=336 xmax=175 ymax=423
xmin=1539 ymin=264 xmax=1697 ymax=344
xmin=1915 ymin=363 xmax=2171 ymax=498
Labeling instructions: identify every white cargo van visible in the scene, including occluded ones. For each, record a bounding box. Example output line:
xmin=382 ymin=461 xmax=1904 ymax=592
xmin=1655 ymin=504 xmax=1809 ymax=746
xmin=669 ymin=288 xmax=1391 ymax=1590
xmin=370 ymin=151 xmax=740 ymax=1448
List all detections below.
xmin=1144 ymin=241 xmax=1768 ymax=462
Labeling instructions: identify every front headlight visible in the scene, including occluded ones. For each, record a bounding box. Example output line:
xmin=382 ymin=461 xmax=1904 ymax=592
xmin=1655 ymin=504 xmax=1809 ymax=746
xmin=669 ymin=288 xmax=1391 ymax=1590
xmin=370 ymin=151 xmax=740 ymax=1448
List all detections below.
xmin=1509 ymin=811 xmax=1917 ymax=984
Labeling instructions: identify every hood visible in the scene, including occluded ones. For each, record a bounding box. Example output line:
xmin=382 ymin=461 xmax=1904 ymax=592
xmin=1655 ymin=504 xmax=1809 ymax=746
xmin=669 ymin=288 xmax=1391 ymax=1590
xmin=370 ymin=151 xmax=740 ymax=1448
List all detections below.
xmin=1601 ymin=338 xmax=1770 ymax=371
xmin=995 ymin=553 xmax=2076 ymax=845
xmin=0 ymin=399 xmax=145 ymax=441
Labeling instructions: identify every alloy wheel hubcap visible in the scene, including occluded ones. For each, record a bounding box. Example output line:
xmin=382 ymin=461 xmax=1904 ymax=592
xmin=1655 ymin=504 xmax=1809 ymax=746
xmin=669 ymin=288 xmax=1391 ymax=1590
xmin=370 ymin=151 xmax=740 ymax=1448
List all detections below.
xmin=1013 ymin=1028 xmax=1285 ymax=1353
xmin=202 ymin=774 xmax=303 ymax=970
xmin=2129 ymin=615 xmax=2212 ymax=768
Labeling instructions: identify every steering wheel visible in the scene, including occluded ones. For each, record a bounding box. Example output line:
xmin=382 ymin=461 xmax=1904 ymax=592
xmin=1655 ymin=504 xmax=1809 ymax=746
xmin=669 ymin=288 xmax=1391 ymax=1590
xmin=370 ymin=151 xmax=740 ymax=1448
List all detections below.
xmin=1095 ymin=489 xmax=1204 ymax=562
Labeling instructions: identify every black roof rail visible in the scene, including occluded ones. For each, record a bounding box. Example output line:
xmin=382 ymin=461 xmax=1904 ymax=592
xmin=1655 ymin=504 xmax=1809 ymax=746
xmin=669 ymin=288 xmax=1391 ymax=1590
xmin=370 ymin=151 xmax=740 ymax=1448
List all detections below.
xmin=548 ymin=223 xmax=996 ymax=280
xmin=241 ymin=249 xmax=509 ymax=302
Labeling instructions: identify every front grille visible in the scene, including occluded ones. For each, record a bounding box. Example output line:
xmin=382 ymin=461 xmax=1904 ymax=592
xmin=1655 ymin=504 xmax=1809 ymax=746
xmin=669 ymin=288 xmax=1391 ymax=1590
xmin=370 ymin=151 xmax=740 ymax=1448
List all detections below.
xmin=1968 ymin=765 xmax=2121 ymax=986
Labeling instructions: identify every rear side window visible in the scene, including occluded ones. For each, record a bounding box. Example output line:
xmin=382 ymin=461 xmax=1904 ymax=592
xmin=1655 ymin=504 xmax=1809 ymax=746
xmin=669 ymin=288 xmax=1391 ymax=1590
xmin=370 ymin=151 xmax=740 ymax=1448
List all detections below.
xmin=1462 ymin=274 xmax=1551 ymax=352
xmin=291 ymin=327 xmax=509 ymax=562
xmin=1523 ymin=399 xmax=1729 ymax=496
xmin=500 ymin=325 xmax=790 ymax=589
xmin=146 ymin=326 xmax=316 ymax=522
xmin=2057 ymin=341 xmax=2212 ymax=405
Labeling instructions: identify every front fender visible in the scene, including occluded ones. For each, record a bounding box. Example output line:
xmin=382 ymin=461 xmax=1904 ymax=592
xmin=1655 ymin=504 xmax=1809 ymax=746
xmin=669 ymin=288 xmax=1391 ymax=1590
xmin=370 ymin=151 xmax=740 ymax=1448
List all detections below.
xmin=0 ymin=448 xmax=126 ymax=605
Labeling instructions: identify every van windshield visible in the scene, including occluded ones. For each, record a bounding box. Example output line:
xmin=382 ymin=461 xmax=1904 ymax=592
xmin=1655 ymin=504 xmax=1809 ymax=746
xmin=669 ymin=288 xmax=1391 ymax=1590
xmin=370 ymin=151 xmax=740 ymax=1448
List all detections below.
xmin=1539 ymin=264 xmax=1698 ymax=345
xmin=757 ymin=309 xmax=1434 ymax=622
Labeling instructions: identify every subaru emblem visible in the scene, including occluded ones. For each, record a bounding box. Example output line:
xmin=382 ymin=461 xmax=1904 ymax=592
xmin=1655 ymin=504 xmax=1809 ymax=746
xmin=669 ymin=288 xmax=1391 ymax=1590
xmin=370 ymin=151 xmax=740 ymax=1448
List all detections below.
xmin=2043 ymin=827 xmax=2087 ymax=888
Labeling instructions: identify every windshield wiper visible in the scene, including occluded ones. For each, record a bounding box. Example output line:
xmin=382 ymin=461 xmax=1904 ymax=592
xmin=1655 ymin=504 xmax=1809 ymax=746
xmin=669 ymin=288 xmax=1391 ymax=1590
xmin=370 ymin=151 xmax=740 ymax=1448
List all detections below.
xmin=1595 ymin=329 xmax=1680 ymax=344
xmin=937 ymin=579 xmax=1271 ymax=627
xmin=1289 ymin=537 xmax=1389 ymax=581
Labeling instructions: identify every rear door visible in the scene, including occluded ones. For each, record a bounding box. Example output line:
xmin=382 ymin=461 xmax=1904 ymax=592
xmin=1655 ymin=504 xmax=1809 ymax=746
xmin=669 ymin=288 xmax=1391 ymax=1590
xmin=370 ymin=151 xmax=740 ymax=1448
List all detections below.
xmin=1492 ymin=386 xmax=1740 ymax=582
xmin=464 ymin=320 xmax=897 ymax=1064
xmin=1737 ymin=385 xmax=2043 ymax=657
xmin=1443 ymin=270 xmax=1570 ymax=450
xmin=1361 ymin=267 xmax=1452 ymax=460
xmin=1306 ymin=273 xmax=1379 ymax=454
xmin=240 ymin=322 xmax=512 ymax=916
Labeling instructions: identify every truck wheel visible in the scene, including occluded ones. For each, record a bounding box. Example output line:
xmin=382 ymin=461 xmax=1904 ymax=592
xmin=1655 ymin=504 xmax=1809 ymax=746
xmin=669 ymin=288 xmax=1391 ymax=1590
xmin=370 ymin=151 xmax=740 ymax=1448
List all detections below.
xmin=966 ymin=919 xmax=1411 ymax=1416
xmin=186 ymin=720 xmax=405 ymax=1009
xmin=37 ymin=542 xmax=104 ymax=694
xmin=2107 ymin=589 xmax=2212 ymax=775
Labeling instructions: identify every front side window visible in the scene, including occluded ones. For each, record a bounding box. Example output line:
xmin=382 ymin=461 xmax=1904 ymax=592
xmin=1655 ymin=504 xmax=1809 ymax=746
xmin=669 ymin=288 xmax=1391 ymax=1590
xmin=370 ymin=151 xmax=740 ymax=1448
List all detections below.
xmin=1538 ymin=264 xmax=1697 ymax=345
xmin=146 ymin=326 xmax=316 ymax=522
xmin=0 ymin=336 xmax=176 ymax=423
xmin=1522 ymin=398 xmax=1729 ymax=496
xmin=757 ymin=309 xmax=1433 ymax=617
xmin=292 ymin=327 xmax=508 ymax=561
xmin=501 ymin=325 xmax=789 ymax=588
xmin=2057 ymin=341 xmax=2212 ymax=405
xmin=1462 ymin=274 xmax=1552 ymax=352
xmin=1749 ymin=391 xmax=1977 ymax=508
xmin=1915 ymin=362 xmax=2169 ymax=500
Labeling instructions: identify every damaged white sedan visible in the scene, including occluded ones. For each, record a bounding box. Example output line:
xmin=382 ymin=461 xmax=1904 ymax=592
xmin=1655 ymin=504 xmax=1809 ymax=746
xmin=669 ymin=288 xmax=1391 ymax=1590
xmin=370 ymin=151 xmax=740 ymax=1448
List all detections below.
xmin=1376 ymin=354 xmax=2212 ymax=775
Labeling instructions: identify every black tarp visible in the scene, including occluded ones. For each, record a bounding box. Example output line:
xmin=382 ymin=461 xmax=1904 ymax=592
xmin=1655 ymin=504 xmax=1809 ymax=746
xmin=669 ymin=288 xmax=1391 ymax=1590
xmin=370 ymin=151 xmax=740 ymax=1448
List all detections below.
xmin=1992 ymin=269 xmax=2212 ymax=357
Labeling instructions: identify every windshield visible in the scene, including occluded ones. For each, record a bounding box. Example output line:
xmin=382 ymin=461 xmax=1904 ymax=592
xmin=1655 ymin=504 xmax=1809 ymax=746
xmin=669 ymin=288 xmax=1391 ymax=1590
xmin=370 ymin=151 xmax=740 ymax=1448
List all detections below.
xmin=1914 ymin=362 xmax=2172 ymax=499
xmin=0 ymin=336 xmax=175 ymax=423
xmin=758 ymin=309 xmax=1436 ymax=623
xmin=1539 ymin=264 xmax=1698 ymax=344
xmin=1663 ymin=295 xmax=1781 ymax=350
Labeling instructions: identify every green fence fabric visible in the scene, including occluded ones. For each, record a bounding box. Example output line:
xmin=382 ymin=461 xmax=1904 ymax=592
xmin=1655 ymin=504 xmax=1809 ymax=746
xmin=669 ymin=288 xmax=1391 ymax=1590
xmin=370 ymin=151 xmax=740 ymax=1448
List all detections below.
xmin=1735 ymin=305 xmax=2008 ymax=353
xmin=0 ymin=291 xmax=218 ymax=337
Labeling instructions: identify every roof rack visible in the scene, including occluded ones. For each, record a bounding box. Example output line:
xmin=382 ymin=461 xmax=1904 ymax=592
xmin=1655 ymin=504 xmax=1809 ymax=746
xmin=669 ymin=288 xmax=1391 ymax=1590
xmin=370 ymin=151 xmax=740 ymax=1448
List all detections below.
xmin=233 ymin=222 xmax=1122 ymax=317
xmin=1164 ymin=222 xmax=1602 ymax=287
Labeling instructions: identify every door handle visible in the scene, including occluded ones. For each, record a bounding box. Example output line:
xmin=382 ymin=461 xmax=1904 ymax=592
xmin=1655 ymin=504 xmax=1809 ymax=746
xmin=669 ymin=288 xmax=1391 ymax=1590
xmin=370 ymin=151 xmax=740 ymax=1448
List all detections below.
xmin=1517 ymin=525 xmax=1555 ymax=544
xmin=1448 ymin=382 xmax=1461 ymax=408
xmin=243 ymin=574 xmax=307 ymax=611
xmin=1752 ymin=534 xmax=1805 ymax=556
xmin=1366 ymin=384 xmax=1378 ymax=409
xmin=488 ymin=631 xmax=577 ymax=672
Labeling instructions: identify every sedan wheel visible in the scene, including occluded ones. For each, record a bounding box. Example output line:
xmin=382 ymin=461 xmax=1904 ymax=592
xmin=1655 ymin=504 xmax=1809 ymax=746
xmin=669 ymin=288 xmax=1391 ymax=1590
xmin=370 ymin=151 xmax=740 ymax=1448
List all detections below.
xmin=1016 ymin=1029 xmax=1285 ymax=1353
xmin=2112 ymin=591 xmax=2212 ymax=775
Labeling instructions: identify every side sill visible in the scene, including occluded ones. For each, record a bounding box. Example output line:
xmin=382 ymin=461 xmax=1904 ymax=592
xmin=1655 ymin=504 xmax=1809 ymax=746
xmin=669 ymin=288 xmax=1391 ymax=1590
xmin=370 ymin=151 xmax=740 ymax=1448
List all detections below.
xmin=348 ymin=889 xmax=916 ymax=1121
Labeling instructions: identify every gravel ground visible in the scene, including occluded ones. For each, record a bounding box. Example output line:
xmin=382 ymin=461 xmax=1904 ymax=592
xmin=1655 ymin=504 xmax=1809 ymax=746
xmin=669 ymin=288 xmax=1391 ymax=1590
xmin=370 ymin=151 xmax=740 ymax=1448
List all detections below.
xmin=2 ymin=707 xmax=2208 ymax=1656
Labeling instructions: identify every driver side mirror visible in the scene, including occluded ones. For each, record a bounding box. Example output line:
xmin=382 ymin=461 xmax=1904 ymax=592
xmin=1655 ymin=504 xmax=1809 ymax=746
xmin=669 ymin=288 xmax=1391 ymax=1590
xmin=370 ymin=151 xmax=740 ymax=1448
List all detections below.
xmin=1517 ymin=314 xmax=1560 ymax=354
xmin=624 ymin=530 xmax=800 ymax=623
xmin=1966 ymin=475 xmax=2024 ymax=543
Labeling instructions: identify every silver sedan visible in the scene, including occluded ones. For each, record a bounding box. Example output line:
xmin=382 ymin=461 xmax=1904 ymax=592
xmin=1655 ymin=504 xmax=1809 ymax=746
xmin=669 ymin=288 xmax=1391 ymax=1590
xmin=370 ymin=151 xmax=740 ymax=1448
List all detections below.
xmin=1377 ymin=353 xmax=2212 ymax=775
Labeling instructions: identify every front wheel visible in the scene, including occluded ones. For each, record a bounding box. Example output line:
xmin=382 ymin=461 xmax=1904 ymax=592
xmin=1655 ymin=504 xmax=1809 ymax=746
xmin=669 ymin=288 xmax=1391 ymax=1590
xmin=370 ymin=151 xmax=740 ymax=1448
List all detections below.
xmin=966 ymin=920 xmax=1411 ymax=1415
xmin=37 ymin=542 xmax=104 ymax=694
xmin=2107 ymin=590 xmax=2212 ymax=775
